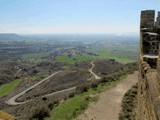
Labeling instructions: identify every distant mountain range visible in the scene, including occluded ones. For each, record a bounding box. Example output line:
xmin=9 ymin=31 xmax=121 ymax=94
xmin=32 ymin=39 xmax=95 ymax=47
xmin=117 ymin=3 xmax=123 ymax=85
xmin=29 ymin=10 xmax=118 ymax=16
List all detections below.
xmin=0 ymin=33 xmax=139 ymax=43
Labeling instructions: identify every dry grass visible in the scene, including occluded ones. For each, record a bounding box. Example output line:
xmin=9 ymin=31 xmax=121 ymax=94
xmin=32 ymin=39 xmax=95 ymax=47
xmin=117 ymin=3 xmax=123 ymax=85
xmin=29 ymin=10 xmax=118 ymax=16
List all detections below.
xmin=0 ymin=110 xmax=14 ymax=120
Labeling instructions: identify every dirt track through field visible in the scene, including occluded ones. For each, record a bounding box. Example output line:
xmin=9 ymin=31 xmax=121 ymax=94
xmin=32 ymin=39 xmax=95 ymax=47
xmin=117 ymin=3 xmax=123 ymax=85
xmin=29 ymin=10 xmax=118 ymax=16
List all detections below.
xmin=76 ymin=71 xmax=138 ymax=120
xmin=89 ymin=61 xmax=101 ymax=80
xmin=5 ymin=71 xmax=62 ymax=105
xmin=5 ymin=61 xmax=99 ymax=106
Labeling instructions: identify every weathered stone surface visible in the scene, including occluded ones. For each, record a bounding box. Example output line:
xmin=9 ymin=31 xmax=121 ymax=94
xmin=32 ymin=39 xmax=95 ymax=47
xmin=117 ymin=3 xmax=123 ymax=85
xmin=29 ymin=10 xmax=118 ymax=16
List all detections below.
xmin=140 ymin=10 xmax=160 ymax=68
xmin=141 ymin=10 xmax=155 ymax=28
xmin=156 ymin=12 xmax=160 ymax=29
xmin=137 ymin=10 xmax=160 ymax=120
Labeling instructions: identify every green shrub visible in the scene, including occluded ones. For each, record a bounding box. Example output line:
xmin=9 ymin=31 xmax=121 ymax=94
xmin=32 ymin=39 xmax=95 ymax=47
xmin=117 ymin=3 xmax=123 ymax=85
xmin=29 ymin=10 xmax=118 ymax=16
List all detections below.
xmin=119 ymin=83 xmax=138 ymax=120
xmin=30 ymin=107 xmax=50 ymax=120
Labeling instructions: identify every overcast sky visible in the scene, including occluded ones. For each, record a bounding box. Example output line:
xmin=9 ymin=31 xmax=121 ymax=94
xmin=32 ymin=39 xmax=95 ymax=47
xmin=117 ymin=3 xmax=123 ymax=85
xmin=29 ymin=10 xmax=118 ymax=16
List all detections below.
xmin=0 ymin=0 xmax=159 ymax=34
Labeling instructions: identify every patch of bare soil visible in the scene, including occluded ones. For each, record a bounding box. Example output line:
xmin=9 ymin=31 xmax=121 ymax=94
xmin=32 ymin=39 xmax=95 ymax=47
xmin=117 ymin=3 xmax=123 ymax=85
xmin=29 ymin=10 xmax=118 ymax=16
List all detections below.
xmin=93 ymin=60 xmax=123 ymax=76
xmin=76 ymin=71 xmax=138 ymax=120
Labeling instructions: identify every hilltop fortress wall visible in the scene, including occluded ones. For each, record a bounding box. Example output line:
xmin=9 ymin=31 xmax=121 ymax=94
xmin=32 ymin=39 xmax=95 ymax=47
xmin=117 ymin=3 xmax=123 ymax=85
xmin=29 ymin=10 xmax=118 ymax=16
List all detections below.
xmin=137 ymin=10 xmax=160 ymax=120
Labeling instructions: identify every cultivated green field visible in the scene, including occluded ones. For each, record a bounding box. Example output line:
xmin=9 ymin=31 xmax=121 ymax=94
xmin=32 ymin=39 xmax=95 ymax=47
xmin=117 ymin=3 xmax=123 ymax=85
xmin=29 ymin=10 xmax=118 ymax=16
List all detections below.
xmin=112 ymin=45 xmax=139 ymax=52
xmin=56 ymin=47 xmax=136 ymax=64
xmin=56 ymin=55 xmax=76 ymax=64
xmin=0 ymin=72 xmax=50 ymax=98
xmin=0 ymin=78 xmax=23 ymax=97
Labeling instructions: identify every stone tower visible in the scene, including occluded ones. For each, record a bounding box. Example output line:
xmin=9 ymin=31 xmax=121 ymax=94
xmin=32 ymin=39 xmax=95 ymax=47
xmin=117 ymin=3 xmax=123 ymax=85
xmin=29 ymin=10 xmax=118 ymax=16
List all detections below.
xmin=137 ymin=10 xmax=160 ymax=120
xmin=140 ymin=10 xmax=160 ymax=68
xmin=155 ymin=12 xmax=160 ymax=29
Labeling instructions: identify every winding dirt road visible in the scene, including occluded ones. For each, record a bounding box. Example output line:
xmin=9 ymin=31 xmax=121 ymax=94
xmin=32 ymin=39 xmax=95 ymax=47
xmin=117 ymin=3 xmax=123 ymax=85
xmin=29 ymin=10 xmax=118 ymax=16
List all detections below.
xmin=5 ymin=61 xmax=101 ymax=106
xmin=76 ymin=71 xmax=138 ymax=120
xmin=89 ymin=61 xmax=101 ymax=80
xmin=5 ymin=71 xmax=62 ymax=105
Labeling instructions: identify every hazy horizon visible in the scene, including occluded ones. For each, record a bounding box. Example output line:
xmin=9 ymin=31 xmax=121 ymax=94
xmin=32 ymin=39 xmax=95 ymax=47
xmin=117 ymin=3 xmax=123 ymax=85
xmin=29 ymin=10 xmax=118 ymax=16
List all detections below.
xmin=0 ymin=30 xmax=140 ymax=35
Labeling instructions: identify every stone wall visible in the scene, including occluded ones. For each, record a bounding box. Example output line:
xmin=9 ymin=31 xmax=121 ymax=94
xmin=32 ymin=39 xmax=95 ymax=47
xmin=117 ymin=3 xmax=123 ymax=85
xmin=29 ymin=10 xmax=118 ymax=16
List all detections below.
xmin=137 ymin=61 xmax=158 ymax=120
xmin=158 ymin=44 xmax=160 ymax=68
xmin=157 ymin=45 xmax=160 ymax=84
xmin=137 ymin=10 xmax=160 ymax=120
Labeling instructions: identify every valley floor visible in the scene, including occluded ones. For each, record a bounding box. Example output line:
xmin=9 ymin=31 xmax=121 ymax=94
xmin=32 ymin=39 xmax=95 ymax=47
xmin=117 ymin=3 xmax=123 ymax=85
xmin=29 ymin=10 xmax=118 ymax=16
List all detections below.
xmin=76 ymin=71 xmax=138 ymax=120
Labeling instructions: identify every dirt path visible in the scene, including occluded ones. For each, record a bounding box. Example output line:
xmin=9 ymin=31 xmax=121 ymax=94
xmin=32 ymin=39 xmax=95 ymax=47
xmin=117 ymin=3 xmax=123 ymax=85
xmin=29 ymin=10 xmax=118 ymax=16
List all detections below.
xmin=5 ymin=71 xmax=62 ymax=105
xmin=5 ymin=62 xmax=100 ymax=106
xmin=76 ymin=71 xmax=138 ymax=120
xmin=89 ymin=61 xmax=101 ymax=80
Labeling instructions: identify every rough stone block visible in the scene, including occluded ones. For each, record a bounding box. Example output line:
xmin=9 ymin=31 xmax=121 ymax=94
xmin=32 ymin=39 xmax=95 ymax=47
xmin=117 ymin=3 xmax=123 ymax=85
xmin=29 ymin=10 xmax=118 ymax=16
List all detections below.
xmin=141 ymin=10 xmax=155 ymax=28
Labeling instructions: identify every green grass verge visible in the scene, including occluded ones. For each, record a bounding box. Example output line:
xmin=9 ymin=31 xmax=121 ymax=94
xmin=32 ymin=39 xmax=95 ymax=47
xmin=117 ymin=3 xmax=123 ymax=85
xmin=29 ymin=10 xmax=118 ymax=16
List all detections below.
xmin=0 ymin=79 xmax=23 ymax=97
xmin=46 ymin=96 xmax=89 ymax=120
xmin=46 ymin=75 xmax=127 ymax=120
